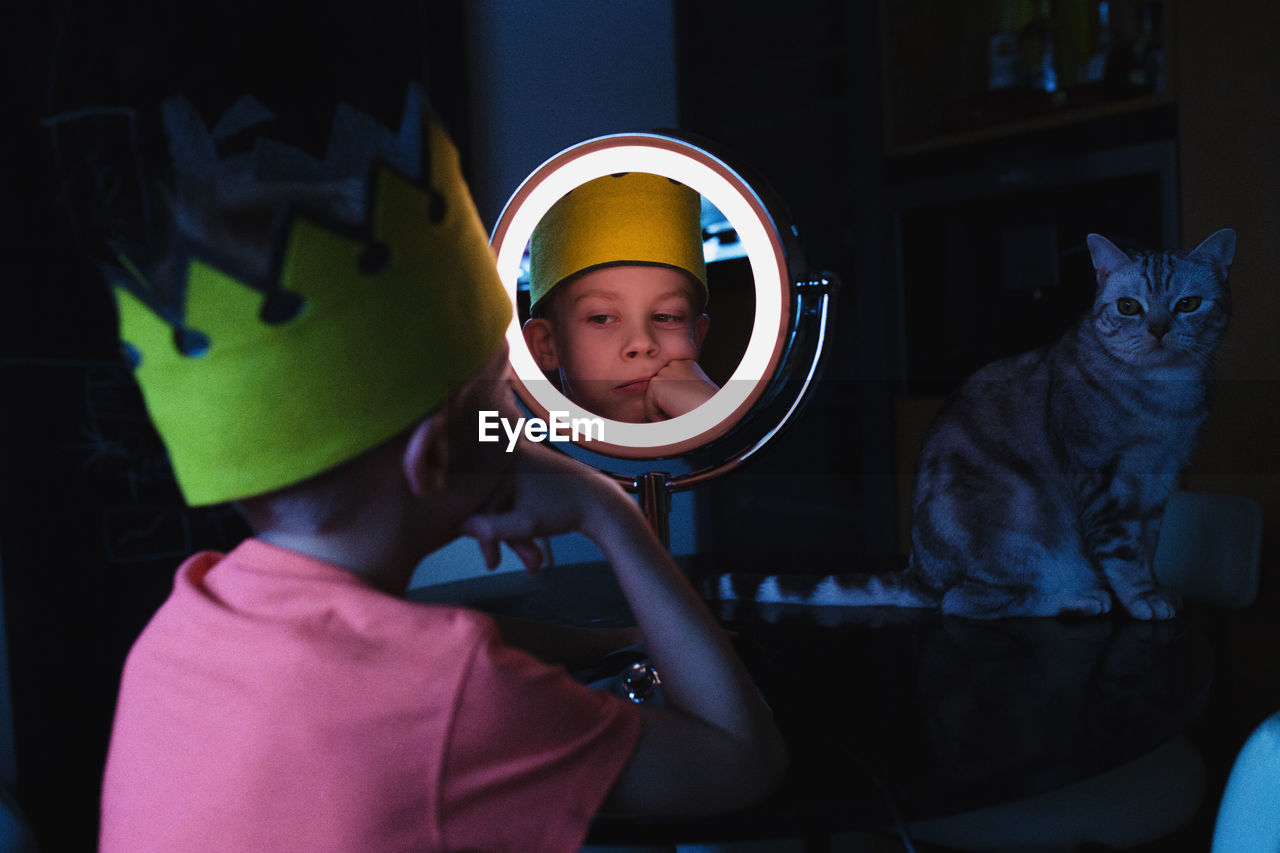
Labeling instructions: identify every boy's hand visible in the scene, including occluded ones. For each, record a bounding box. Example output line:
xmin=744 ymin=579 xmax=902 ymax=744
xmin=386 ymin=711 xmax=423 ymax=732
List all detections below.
xmin=460 ymin=442 xmax=635 ymax=573
xmin=644 ymin=359 xmax=719 ymax=421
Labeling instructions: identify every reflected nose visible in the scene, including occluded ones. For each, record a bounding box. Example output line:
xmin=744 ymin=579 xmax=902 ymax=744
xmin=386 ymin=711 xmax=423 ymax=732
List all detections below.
xmin=623 ymin=321 xmax=659 ymax=360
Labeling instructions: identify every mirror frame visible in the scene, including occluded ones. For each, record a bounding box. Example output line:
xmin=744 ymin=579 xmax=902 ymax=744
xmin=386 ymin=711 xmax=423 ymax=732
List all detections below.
xmin=490 ymin=132 xmax=792 ymax=460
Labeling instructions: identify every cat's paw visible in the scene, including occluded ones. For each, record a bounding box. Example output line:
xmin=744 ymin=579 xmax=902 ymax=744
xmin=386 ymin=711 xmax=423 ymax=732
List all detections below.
xmin=1061 ymin=589 xmax=1114 ymax=617
xmin=1121 ymin=587 xmax=1181 ymax=620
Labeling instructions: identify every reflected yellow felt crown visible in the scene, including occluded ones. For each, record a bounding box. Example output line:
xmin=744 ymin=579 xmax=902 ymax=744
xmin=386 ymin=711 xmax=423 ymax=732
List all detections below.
xmin=529 ymin=171 xmax=707 ymax=309
xmin=115 ymin=120 xmax=511 ymax=505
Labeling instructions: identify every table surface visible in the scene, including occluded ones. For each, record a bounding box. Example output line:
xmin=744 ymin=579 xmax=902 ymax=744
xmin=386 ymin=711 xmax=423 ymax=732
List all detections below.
xmin=409 ymin=553 xmax=1214 ymax=844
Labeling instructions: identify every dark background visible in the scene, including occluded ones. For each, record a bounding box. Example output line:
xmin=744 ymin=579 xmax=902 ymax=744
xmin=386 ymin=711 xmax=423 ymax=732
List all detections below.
xmin=3 ymin=1 xmax=1278 ymax=849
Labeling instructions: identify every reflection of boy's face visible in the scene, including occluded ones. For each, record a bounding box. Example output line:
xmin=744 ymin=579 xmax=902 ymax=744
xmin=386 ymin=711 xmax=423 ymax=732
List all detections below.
xmin=523 ymin=265 xmax=708 ymax=423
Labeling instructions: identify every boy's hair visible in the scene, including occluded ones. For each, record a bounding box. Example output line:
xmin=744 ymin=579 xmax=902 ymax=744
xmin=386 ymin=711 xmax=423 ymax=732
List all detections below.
xmin=528 ymin=172 xmax=707 ymax=313
xmin=104 ymin=85 xmax=511 ymax=506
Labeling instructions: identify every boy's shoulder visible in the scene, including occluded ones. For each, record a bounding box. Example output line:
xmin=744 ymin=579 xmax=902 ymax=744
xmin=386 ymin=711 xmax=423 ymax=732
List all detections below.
xmin=141 ymin=538 xmax=501 ymax=660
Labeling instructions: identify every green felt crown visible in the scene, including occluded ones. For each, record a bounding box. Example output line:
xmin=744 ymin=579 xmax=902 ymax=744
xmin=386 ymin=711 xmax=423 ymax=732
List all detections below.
xmin=110 ymin=89 xmax=510 ymax=505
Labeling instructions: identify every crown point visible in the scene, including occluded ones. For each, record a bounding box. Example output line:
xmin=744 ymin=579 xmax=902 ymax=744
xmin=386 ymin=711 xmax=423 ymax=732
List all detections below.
xmin=260 ymin=290 xmax=306 ymax=325
xmin=121 ymin=342 xmax=142 ymax=369
xmin=358 ymin=241 xmax=391 ymax=275
xmin=174 ymin=327 xmax=211 ymax=358
xmin=429 ymin=191 xmax=447 ymax=224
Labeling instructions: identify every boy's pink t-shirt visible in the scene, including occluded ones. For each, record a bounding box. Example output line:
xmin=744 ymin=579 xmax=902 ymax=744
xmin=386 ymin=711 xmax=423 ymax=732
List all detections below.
xmin=100 ymin=538 xmax=642 ymax=852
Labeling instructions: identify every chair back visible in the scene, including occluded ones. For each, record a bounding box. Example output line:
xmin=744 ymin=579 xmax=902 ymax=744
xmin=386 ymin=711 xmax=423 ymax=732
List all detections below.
xmin=1213 ymin=711 xmax=1280 ymax=852
xmin=1154 ymin=491 xmax=1263 ymax=608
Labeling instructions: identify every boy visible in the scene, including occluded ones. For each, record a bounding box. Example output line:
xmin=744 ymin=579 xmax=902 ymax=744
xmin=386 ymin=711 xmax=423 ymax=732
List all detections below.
xmin=98 ymin=90 xmax=786 ymax=852
xmin=522 ymin=172 xmax=721 ymax=423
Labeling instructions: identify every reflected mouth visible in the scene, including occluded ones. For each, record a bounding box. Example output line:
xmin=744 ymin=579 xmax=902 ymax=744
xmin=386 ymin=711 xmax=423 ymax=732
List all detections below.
xmin=615 ymin=377 xmax=650 ymax=394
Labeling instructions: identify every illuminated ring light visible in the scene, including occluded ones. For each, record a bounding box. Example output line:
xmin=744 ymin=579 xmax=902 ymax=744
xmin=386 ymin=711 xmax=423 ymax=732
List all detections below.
xmin=491 ymin=133 xmax=790 ymax=459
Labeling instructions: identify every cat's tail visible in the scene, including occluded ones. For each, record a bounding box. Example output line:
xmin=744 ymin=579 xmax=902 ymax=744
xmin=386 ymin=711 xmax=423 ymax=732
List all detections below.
xmin=704 ymin=571 xmax=939 ymax=609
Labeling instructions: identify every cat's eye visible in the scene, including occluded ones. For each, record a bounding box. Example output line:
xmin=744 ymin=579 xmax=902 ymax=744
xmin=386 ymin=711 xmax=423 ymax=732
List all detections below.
xmin=1175 ymin=296 xmax=1202 ymax=312
xmin=1116 ymin=298 xmax=1142 ymax=316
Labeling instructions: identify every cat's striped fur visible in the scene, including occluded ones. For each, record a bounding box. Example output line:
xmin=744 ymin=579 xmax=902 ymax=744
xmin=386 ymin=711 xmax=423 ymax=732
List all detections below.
xmin=712 ymin=230 xmax=1235 ymax=619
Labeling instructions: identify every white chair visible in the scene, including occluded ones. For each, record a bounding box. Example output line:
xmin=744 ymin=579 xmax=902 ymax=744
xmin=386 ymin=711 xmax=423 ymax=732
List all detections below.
xmin=1211 ymin=710 xmax=1280 ymax=852
xmin=1154 ymin=491 xmax=1263 ymax=609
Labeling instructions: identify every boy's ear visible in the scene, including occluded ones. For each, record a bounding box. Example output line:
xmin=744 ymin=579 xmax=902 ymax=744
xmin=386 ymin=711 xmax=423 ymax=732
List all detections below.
xmin=522 ymin=318 xmax=560 ymax=371
xmin=403 ymin=412 xmax=450 ymax=498
xmin=694 ymin=313 xmax=710 ymax=352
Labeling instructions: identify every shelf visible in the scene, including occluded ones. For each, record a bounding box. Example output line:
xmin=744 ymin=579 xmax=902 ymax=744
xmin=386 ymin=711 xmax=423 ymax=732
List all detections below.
xmin=879 ymin=0 xmax=1174 ymax=158
xmin=886 ymin=90 xmax=1174 ymax=158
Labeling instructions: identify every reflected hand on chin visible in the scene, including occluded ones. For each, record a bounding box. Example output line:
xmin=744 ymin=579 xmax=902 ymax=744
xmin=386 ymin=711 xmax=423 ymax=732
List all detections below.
xmin=644 ymin=359 xmax=719 ymax=421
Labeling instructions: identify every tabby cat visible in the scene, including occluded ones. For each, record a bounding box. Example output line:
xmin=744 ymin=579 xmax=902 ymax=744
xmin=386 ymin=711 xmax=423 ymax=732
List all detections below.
xmin=713 ymin=229 xmax=1235 ymax=619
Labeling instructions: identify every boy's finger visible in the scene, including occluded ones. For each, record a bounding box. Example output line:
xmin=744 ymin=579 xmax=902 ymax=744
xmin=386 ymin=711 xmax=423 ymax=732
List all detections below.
xmin=469 ymin=534 xmax=500 ymax=570
xmin=508 ymin=538 xmax=544 ymax=573
xmin=643 ymin=385 xmax=666 ymax=422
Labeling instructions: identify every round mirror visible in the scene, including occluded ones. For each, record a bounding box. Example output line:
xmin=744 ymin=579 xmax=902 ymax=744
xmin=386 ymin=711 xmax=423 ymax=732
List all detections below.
xmin=491 ymin=133 xmax=795 ymax=464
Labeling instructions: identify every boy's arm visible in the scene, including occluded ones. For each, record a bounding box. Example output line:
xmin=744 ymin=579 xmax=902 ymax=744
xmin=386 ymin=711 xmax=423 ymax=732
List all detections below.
xmin=583 ymin=494 xmax=790 ymax=815
xmin=462 ymin=446 xmax=788 ymax=816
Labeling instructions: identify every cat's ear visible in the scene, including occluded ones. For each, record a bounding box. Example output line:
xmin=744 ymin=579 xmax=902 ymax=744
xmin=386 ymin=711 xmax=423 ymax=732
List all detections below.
xmin=1189 ymin=228 xmax=1236 ymax=276
xmin=1086 ymin=234 xmax=1132 ymax=281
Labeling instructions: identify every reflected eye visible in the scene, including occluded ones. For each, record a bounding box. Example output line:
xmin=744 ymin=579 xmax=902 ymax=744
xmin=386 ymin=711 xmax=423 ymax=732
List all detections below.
xmin=1174 ymin=296 xmax=1202 ymax=313
xmin=1116 ymin=298 xmax=1142 ymax=316
xmin=652 ymin=313 xmax=685 ymax=324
